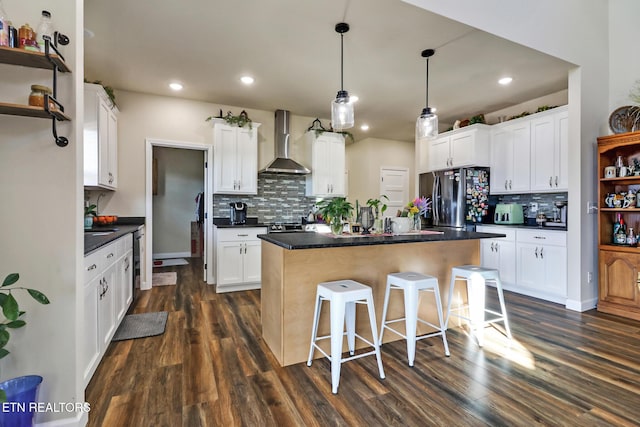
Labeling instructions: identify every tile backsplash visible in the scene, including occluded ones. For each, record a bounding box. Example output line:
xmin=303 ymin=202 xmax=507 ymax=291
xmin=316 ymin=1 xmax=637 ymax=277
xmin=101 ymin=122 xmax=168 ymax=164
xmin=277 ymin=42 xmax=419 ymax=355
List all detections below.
xmin=213 ymin=175 xmax=315 ymax=223
xmin=498 ymin=192 xmax=568 ymax=217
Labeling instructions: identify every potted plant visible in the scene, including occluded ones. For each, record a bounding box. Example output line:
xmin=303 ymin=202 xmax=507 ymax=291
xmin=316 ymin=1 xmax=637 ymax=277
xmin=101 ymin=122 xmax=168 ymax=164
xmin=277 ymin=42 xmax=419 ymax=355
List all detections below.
xmin=318 ymin=197 xmax=353 ymax=235
xmin=84 ymin=203 xmax=97 ymax=230
xmin=367 ymin=195 xmax=389 ymax=233
xmin=1 ymin=272 xmax=50 ymax=414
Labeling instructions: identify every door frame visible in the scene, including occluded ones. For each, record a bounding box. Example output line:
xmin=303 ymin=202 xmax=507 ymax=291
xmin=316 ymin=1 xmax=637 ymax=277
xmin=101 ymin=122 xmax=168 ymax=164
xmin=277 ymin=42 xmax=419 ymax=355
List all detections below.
xmin=144 ymin=138 xmax=214 ymax=290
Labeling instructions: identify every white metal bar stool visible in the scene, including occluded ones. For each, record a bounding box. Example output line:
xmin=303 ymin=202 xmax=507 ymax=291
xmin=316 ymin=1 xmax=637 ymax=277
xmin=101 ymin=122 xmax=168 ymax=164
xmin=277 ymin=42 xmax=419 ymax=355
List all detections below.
xmin=379 ymin=272 xmax=450 ymax=366
xmin=445 ymin=265 xmax=512 ymax=347
xmin=307 ymin=279 xmax=385 ymax=394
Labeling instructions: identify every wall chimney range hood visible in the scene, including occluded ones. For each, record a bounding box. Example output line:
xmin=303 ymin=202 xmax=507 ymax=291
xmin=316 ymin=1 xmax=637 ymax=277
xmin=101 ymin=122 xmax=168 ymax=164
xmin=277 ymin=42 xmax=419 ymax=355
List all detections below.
xmin=259 ymin=109 xmax=310 ymax=175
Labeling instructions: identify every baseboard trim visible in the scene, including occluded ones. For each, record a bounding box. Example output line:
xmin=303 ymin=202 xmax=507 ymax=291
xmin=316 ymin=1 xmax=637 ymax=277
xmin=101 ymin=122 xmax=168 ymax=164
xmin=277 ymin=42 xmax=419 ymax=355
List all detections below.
xmin=565 ymin=297 xmax=597 ymax=312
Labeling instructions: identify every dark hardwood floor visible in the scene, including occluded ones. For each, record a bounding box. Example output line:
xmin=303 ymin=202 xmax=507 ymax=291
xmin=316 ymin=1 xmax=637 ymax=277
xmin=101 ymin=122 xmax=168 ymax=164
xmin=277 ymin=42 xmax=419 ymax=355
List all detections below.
xmin=86 ymin=259 xmax=640 ymax=426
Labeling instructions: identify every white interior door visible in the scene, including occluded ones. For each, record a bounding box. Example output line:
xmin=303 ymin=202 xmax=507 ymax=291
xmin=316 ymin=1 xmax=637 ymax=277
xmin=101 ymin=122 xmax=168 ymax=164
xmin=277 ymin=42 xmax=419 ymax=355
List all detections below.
xmin=380 ymin=167 xmax=409 ymax=217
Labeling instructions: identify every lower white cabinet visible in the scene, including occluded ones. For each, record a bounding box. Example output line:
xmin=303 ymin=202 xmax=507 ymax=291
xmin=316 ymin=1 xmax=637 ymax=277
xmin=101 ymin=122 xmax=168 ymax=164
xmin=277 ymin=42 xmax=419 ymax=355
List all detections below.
xmin=477 ymin=226 xmax=566 ymax=305
xmin=477 ymin=226 xmax=516 ymax=286
xmin=214 ymin=226 xmax=267 ymax=293
xmin=83 ymin=233 xmax=133 ymax=387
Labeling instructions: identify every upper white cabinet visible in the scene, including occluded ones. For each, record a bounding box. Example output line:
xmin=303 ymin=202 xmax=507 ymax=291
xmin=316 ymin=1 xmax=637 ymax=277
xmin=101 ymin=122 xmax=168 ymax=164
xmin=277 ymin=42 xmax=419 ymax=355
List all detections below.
xmin=422 ymin=125 xmax=491 ymax=172
xmin=84 ymin=83 xmax=118 ymax=190
xmin=490 ymin=120 xmax=531 ymax=194
xmin=305 ymin=131 xmax=346 ymax=197
xmin=530 ymin=106 xmax=569 ymax=192
xmin=212 ymin=120 xmax=260 ymax=195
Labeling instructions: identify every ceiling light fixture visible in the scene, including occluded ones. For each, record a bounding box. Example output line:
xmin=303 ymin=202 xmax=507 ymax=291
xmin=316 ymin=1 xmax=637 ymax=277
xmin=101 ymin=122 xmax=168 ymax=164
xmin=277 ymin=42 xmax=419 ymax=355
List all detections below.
xmin=350 ymin=95 xmax=359 ymax=103
xmin=169 ymin=82 xmax=183 ymax=91
xmin=331 ymin=22 xmax=354 ymax=131
xmin=240 ymin=76 xmax=255 ymax=85
xmin=499 ymin=77 xmax=513 ymax=85
xmin=416 ymin=48 xmax=438 ymax=139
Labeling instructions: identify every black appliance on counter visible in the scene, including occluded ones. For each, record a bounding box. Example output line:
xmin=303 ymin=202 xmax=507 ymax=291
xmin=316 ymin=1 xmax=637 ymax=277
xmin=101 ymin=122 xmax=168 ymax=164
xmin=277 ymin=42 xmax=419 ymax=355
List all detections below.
xmin=229 ymin=202 xmax=248 ymax=224
xmin=266 ymin=223 xmax=305 ymax=233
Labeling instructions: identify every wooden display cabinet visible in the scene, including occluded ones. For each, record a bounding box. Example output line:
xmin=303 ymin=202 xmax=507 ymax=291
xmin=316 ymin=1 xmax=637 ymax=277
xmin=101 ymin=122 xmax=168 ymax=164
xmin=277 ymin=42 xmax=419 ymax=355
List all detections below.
xmin=597 ymin=131 xmax=640 ymax=320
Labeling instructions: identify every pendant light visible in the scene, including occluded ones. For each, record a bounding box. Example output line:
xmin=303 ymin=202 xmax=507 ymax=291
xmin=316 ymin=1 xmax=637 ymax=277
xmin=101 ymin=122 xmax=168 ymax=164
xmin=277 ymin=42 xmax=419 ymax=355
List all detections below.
xmin=331 ymin=22 xmax=354 ymax=131
xmin=416 ymin=48 xmax=438 ymax=139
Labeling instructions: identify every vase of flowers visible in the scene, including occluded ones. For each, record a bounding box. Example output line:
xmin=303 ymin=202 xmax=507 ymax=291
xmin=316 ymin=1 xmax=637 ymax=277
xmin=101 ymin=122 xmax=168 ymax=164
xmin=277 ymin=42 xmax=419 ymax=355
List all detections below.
xmin=318 ymin=197 xmax=353 ymax=236
xmin=405 ymin=197 xmax=432 ymax=231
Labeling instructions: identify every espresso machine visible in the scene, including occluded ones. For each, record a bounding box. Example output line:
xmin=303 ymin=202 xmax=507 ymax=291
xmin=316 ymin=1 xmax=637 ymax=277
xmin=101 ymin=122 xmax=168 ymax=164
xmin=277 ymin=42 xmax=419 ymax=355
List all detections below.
xmin=547 ymin=201 xmax=567 ymax=227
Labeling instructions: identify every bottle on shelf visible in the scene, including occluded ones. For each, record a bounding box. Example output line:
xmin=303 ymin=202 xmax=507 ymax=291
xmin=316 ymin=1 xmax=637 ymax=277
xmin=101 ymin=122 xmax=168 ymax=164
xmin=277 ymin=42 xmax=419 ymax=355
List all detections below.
xmin=613 ymin=213 xmax=621 ymax=242
xmin=627 ymin=227 xmax=637 ymax=246
xmin=0 ymin=0 xmax=10 ymax=47
xmin=35 ymin=10 xmax=53 ymax=52
xmin=615 ymin=215 xmax=627 ymax=244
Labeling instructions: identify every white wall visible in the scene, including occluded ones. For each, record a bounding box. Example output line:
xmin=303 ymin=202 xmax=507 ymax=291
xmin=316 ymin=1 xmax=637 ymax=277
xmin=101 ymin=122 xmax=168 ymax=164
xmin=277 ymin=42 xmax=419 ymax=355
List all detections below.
xmin=346 ymin=137 xmax=415 ymax=205
xmin=152 ymin=147 xmax=203 ymax=256
xmin=102 ymin=90 xmax=327 ymax=216
xmin=404 ymin=0 xmax=610 ymax=310
xmin=0 ymin=0 xmax=85 ymax=424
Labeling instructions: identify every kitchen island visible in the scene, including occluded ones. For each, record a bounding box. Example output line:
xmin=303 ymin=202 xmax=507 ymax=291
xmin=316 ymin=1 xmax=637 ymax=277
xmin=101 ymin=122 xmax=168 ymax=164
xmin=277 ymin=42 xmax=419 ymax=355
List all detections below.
xmin=258 ymin=228 xmax=504 ymax=366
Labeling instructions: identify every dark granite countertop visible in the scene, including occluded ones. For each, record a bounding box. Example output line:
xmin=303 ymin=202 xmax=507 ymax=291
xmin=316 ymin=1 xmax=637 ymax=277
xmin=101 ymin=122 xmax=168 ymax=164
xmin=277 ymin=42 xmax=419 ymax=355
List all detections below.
xmin=258 ymin=228 xmax=506 ymax=250
xmin=477 ymin=223 xmax=567 ymax=232
xmin=84 ymin=217 xmax=145 ymax=255
xmin=213 ymin=217 xmax=268 ymax=228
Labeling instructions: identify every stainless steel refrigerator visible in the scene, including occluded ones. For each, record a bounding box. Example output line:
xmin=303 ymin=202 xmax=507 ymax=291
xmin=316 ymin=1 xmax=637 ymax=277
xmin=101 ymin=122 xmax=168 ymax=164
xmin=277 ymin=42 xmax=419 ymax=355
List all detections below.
xmin=419 ymin=168 xmax=492 ymax=230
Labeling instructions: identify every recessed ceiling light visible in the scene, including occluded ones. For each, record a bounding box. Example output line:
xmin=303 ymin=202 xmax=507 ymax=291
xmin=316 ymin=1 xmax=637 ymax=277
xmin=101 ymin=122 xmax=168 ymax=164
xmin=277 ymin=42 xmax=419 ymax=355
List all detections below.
xmin=169 ymin=82 xmax=183 ymax=91
xmin=350 ymin=95 xmax=359 ymax=103
xmin=360 ymin=124 xmax=369 ymax=131
xmin=240 ymin=76 xmax=255 ymax=85
xmin=498 ymin=77 xmax=513 ymax=85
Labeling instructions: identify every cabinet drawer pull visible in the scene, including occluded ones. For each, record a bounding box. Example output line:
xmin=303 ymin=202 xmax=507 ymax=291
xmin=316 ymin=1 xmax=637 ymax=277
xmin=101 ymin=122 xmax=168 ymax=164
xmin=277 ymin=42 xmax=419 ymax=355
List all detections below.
xmin=549 ymin=176 xmax=553 ymax=187
xmin=534 ymin=236 xmax=546 ymax=239
xmin=107 ymin=253 xmax=114 ymax=258
xmin=540 ymin=247 xmax=544 ymax=259
xmin=237 ymin=234 xmax=248 ymax=237
xmin=535 ymin=247 xmax=538 ymax=258
xmin=509 ymin=180 xmax=512 ymax=190
xmin=555 ymin=176 xmax=558 ymax=187
xmin=87 ymin=263 xmax=97 ymax=271
xmin=504 ymin=180 xmax=508 ymax=190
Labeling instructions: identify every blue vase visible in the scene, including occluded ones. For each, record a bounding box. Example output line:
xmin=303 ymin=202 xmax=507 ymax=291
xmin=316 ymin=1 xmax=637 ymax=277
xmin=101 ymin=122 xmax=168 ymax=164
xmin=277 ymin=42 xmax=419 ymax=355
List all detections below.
xmin=0 ymin=375 xmax=43 ymax=427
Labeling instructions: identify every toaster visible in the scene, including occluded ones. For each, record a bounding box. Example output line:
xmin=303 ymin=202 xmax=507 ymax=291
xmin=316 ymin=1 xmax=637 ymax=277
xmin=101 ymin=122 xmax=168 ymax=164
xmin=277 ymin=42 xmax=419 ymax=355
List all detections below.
xmin=494 ymin=203 xmax=524 ymax=224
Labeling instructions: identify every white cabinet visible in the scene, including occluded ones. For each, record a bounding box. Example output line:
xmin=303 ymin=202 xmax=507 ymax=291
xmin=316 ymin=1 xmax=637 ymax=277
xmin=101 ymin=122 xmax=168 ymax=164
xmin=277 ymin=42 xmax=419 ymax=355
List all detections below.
xmin=212 ymin=120 xmax=260 ymax=194
xmin=516 ymin=229 xmax=567 ymax=304
xmin=305 ymin=131 xmax=346 ymax=197
xmin=82 ymin=233 xmax=134 ymax=387
xmin=422 ymin=125 xmax=491 ymax=172
xmin=214 ymin=227 xmax=267 ymax=292
xmin=490 ymin=121 xmax=531 ymax=194
xmin=84 ymin=83 xmax=118 ymax=190
xmin=476 ymin=226 xmax=516 ymax=286
xmin=530 ymin=106 xmax=569 ymax=192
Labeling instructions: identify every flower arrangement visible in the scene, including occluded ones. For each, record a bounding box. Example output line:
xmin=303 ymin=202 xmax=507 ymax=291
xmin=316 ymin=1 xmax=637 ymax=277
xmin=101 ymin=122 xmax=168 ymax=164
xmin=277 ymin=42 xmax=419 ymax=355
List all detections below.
xmin=404 ymin=197 xmax=432 ymax=218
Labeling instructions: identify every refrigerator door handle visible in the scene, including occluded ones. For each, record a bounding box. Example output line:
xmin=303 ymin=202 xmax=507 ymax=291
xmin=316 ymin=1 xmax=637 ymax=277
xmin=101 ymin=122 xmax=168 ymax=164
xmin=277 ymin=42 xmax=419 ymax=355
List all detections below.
xmin=432 ymin=172 xmax=439 ymax=225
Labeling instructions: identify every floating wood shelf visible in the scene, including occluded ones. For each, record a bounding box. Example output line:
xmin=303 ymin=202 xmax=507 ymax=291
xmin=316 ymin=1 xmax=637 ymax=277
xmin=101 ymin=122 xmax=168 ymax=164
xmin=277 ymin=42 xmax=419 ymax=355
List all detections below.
xmin=0 ymin=102 xmax=71 ymax=121
xmin=0 ymin=46 xmax=71 ymax=73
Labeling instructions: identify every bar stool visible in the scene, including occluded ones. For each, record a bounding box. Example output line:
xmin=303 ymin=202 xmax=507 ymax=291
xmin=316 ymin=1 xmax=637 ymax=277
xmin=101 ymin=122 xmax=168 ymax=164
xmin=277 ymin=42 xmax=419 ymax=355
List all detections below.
xmin=307 ymin=280 xmax=385 ymax=394
xmin=379 ymin=272 xmax=450 ymax=366
xmin=445 ymin=265 xmax=512 ymax=347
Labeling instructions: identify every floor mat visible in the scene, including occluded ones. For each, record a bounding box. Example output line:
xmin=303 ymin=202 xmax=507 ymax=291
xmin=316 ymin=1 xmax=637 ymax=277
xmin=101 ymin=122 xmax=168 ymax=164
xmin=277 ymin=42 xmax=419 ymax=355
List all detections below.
xmin=152 ymin=272 xmax=177 ymax=286
xmin=153 ymin=258 xmax=189 ymax=267
xmin=112 ymin=312 xmax=168 ymax=341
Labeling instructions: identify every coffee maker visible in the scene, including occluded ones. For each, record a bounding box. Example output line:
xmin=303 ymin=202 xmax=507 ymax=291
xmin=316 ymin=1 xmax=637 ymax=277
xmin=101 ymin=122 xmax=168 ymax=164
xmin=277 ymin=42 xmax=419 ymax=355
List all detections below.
xmin=547 ymin=201 xmax=567 ymax=227
xmin=229 ymin=202 xmax=247 ymax=224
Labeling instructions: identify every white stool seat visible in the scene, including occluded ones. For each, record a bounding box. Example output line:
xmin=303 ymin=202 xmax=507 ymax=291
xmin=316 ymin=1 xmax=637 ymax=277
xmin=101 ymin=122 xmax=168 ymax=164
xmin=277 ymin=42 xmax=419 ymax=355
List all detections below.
xmin=445 ymin=265 xmax=512 ymax=347
xmin=307 ymin=280 xmax=385 ymax=394
xmin=379 ymin=272 xmax=450 ymax=366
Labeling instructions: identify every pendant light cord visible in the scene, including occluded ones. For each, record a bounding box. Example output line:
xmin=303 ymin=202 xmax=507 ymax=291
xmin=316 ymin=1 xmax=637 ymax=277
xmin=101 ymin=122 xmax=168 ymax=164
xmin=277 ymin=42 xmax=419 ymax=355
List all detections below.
xmin=340 ymin=32 xmax=344 ymax=92
xmin=425 ymin=56 xmax=429 ymax=108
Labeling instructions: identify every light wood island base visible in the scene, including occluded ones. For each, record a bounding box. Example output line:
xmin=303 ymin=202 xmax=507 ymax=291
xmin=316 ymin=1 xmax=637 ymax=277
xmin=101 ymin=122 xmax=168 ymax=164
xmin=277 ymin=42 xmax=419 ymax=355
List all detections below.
xmin=261 ymin=239 xmax=480 ymax=366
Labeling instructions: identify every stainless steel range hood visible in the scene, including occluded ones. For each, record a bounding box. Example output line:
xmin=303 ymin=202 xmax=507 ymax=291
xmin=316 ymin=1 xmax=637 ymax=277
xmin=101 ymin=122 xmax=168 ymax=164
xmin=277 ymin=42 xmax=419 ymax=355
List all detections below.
xmin=259 ymin=109 xmax=310 ymax=175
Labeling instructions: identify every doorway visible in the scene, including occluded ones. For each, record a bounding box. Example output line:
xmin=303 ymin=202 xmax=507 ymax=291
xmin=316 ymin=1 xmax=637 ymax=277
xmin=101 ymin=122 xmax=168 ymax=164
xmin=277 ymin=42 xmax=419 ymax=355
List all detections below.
xmin=144 ymin=139 xmax=213 ymax=290
xmin=380 ymin=167 xmax=409 ymax=216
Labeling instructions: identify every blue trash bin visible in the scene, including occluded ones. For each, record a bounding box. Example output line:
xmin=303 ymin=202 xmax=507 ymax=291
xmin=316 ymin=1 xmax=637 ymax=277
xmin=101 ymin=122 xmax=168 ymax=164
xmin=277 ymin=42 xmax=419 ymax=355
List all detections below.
xmin=0 ymin=375 xmax=43 ymax=427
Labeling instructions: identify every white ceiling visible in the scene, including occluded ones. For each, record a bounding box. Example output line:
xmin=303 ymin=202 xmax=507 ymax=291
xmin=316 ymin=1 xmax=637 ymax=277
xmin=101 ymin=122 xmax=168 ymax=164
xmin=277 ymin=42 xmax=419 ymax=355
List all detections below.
xmin=84 ymin=0 xmax=573 ymax=142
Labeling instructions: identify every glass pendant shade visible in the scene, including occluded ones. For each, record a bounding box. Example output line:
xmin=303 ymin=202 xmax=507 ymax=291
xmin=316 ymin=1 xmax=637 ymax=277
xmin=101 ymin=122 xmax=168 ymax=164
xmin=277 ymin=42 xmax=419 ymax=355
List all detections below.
xmin=416 ymin=107 xmax=438 ymax=139
xmin=331 ymin=90 xmax=354 ymax=131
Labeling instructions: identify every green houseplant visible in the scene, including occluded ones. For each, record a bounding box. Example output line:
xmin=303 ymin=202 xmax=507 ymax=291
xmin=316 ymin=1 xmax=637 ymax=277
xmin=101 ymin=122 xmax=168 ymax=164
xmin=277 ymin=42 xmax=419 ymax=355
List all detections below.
xmin=318 ymin=197 xmax=353 ymax=235
xmin=366 ymin=195 xmax=389 ymax=220
xmin=0 ymin=273 xmax=50 ymax=402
